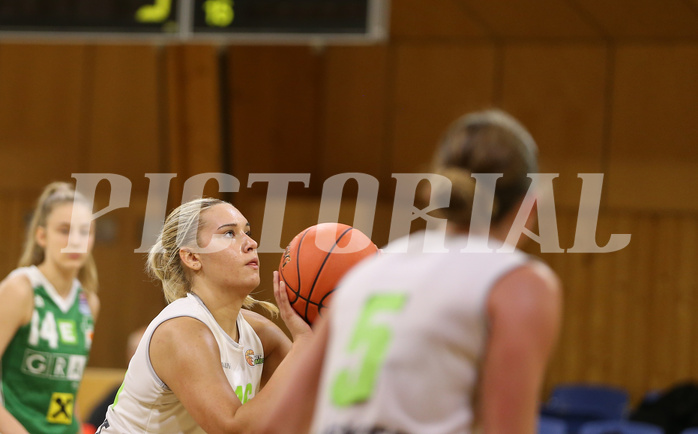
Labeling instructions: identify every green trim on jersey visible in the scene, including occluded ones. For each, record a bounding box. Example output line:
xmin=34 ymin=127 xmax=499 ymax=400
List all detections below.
xmin=1 ymin=276 xmax=94 ymax=434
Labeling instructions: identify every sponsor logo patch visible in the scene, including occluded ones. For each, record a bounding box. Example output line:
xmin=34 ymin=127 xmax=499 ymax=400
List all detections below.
xmin=46 ymin=392 xmax=74 ymax=424
xmin=22 ymin=349 xmax=86 ymax=381
xmin=245 ymin=349 xmax=264 ymax=366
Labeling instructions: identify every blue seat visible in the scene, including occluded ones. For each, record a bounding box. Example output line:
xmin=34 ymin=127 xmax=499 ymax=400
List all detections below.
xmin=539 ymin=416 xmax=568 ymax=434
xmin=680 ymin=429 xmax=698 ymax=434
xmin=541 ymin=384 xmax=630 ymax=433
xmin=579 ymin=420 xmax=663 ymax=434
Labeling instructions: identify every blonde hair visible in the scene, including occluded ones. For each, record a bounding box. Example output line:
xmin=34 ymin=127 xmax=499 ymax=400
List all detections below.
xmin=431 ymin=109 xmax=538 ymax=227
xmin=19 ymin=182 xmax=99 ymax=294
xmin=147 ymin=198 xmax=278 ymax=315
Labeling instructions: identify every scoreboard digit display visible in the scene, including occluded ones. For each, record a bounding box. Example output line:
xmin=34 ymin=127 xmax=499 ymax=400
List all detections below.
xmin=0 ymin=0 xmax=180 ymax=33
xmin=0 ymin=0 xmax=388 ymax=42
xmin=193 ymin=0 xmax=367 ymax=34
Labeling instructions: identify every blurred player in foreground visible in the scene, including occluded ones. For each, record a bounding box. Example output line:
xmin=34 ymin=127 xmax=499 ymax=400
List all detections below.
xmin=260 ymin=109 xmax=562 ymax=434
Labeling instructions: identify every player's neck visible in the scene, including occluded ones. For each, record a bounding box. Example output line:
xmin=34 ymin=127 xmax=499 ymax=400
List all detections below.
xmin=191 ymin=285 xmax=244 ymax=342
xmin=38 ymin=262 xmax=77 ymax=298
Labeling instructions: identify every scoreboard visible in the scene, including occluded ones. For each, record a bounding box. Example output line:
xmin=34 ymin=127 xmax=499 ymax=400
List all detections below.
xmin=0 ymin=0 xmax=388 ymax=42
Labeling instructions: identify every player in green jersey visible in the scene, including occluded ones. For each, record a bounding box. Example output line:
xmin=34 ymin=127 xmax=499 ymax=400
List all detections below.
xmin=0 ymin=182 xmax=100 ymax=434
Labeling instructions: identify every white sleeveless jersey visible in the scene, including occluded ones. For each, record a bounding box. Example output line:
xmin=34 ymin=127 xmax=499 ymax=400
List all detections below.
xmin=312 ymin=231 xmax=531 ymax=434
xmin=99 ymin=293 xmax=265 ymax=434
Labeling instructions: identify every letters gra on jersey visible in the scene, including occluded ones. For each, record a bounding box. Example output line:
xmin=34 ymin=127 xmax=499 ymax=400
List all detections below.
xmin=63 ymin=172 xmax=630 ymax=255
xmin=22 ymin=350 xmax=87 ymax=381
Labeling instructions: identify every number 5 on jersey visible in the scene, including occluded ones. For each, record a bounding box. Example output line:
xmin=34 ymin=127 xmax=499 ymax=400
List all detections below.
xmin=331 ymin=293 xmax=407 ymax=407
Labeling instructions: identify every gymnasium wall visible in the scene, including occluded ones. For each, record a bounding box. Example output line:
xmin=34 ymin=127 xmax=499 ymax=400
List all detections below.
xmin=0 ymin=0 xmax=697 ymax=403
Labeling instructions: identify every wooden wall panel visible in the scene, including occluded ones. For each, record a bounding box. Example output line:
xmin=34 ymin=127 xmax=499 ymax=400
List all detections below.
xmin=228 ymin=46 xmax=322 ymax=189
xmin=574 ymin=0 xmax=698 ymax=39
xmin=542 ymin=210 xmax=698 ymax=402
xmin=460 ymin=0 xmax=601 ymax=39
xmin=86 ymin=45 xmax=162 ymax=187
xmin=607 ymin=45 xmax=698 ymax=212
xmin=648 ymin=218 xmax=677 ymax=391
xmin=672 ymin=217 xmax=694 ymax=381
xmin=320 ymin=46 xmax=389 ymax=181
xmin=606 ymin=215 xmax=635 ymax=387
xmin=391 ymin=43 xmax=496 ymax=173
xmin=0 ymin=194 xmax=34 ymax=278
xmin=0 ymin=44 xmax=86 ymax=190
xmin=680 ymin=217 xmax=698 ymax=380
xmin=539 ymin=210 xmax=583 ymax=389
xmin=500 ymin=44 xmax=608 ymax=207
xmin=89 ymin=195 xmax=166 ymax=368
xmin=0 ymin=197 xmax=16 ymax=275
xmin=390 ymin=0 xmax=488 ymax=39
xmin=165 ymin=45 xmax=222 ymax=200
xmin=392 ymin=0 xmax=698 ymax=40
xmin=501 ymin=44 xmax=608 ymax=208
xmin=586 ymin=239 xmax=614 ymax=383
xmin=623 ymin=216 xmax=654 ymax=400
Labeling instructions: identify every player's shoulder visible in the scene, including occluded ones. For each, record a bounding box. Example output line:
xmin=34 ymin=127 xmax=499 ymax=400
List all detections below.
xmin=0 ymin=271 xmax=34 ymax=303
xmin=489 ymin=260 xmax=562 ymax=314
xmin=240 ymin=308 xmax=276 ymax=331
xmin=240 ymin=309 xmax=290 ymax=347
xmin=0 ymin=271 xmax=35 ymax=324
xmin=513 ymin=260 xmax=561 ymax=291
xmin=153 ymin=315 xmax=217 ymax=350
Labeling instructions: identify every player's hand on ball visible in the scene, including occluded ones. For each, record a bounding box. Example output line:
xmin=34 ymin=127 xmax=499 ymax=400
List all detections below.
xmin=273 ymin=271 xmax=312 ymax=341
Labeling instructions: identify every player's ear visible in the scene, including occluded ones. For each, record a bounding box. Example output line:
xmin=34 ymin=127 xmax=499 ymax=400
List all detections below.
xmin=35 ymin=226 xmax=47 ymax=249
xmin=179 ymin=248 xmax=201 ymax=272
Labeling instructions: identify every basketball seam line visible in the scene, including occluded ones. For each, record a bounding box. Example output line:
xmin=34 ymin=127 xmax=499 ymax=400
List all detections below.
xmin=305 ymin=227 xmax=354 ymax=321
xmin=280 ymin=228 xmax=311 ymax=307
xmin=296 ymin=228 xmax=310 ymax=307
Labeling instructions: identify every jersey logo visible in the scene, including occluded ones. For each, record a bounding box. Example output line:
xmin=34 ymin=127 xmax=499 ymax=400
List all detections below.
xmin=78 ymin=292 xmax=91 ymax=315
xmin=245 ymin=349 xmax=263 ymax=366
xmin=46 ymin=392 xmax=74 ymax=424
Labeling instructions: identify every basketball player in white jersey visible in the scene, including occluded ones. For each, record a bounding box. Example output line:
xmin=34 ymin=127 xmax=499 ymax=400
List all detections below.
xmin=259 ymin=109 xmax=562 ymax=434
xmin=98 ymin=198 xmax=311 ymax=433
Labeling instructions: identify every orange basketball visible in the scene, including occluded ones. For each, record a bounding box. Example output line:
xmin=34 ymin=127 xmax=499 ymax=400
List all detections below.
xmin=279 ymin=223 xmax=378 ymax=324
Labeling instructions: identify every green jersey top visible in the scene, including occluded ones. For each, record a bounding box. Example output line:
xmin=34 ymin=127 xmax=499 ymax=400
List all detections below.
xmin=1 ymin=266 xmax=94 ymax=434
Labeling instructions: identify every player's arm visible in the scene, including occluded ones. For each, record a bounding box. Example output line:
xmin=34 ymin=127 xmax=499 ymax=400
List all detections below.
xmin=0 ymin=407 xmax=30 ymax=434
xmin=479 ymin=262 xmax=562 ymax=434
xmin=242 ymin=270 xmax=313 ymax=388
xmin=0 ymin=275 xmax=35 ymax=434
xmin=255 ymin=314 xmax=330 ymax=434
xmin=77 ymin=291 xmax=100 ymax=432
